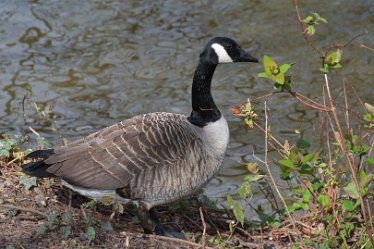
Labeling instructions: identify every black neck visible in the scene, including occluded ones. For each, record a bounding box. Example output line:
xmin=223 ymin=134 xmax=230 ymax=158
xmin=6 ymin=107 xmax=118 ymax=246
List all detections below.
xmin=187 ymin=58 xmax=221 ymax=127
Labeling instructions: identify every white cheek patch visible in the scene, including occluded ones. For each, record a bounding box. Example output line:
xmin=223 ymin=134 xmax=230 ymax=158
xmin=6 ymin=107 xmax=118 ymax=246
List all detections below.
xmin=211 ymin=43 xmax=233 ymax=63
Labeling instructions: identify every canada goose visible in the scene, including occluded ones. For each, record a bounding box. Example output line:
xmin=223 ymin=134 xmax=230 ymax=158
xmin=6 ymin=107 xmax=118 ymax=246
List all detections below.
xmin=22 ymin=37 xmax=258 ymax=235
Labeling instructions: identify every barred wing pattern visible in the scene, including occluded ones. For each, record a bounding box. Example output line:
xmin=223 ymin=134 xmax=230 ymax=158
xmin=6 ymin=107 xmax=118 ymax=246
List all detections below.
xmin=44 ymin=112 xmax=223 ymax=206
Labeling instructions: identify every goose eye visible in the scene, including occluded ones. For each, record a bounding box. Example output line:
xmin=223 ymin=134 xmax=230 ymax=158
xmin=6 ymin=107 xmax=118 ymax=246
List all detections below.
xmin=225 ymin=44 xmax=232 ymax=50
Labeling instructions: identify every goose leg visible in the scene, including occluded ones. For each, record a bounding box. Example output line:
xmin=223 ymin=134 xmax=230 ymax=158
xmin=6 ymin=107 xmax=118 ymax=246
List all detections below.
xmin=137 ymin=203 xmax=184 ymax=238
xmin=137 ymin=203 xmax=154 ymax=234
xmin=150 ymin=207 xmax=186 ymax=239
xmin=149 ymin=207 xmax=166 ymax=236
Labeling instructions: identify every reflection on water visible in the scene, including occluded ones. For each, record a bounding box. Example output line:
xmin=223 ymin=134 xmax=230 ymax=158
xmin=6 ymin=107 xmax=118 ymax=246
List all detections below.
xmin=0 ymin=0 xmax=373 ymax=217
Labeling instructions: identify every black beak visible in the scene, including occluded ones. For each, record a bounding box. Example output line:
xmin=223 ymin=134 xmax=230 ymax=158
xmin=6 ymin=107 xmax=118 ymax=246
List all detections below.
xmin=237 ymin=49 xmax=259 ymax=63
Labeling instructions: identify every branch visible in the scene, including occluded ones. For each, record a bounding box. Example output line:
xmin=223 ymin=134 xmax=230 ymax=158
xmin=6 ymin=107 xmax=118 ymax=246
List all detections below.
xmin=360 ymin=44 xmax=374 ymax=53
xmin=0 ymin=203 xmax=48 ymax=219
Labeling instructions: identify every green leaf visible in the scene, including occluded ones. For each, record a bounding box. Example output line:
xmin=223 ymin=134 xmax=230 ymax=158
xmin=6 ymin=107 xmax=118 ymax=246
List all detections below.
xmin=365 ymin=158 xmax=374 ymax=166
xmin=306 ymin=25 xmax=315 ymax=35
xmin=302 ymin=190 xmax=312 ymax=202
xmin=226 ymin=195 xmax=234 ymax=209
xmin=280 ymin=171 xmax=291 ymax=180
xmin=270 ymin=73 xmax=285 ymax=85
xmin=84 ymin=214 xmax=97 ymax=226
xmin=34 ymin=224 xmax=47 ymax=235
xmin=279 ymin=64 xmax=292 ymax=74
xmin=278 ymin=159 xmax=296 ymax=169
xmin=300 ymin=164 xmax=313 ymax=175
xmin=85 ymin=226 xmax=96 ymax=242
xmin=100 ymin=221 xmax=113 ymax=231
xmin=62 ymin=211 xmax=73 ymax=224
xmin=101 ymin=196 xmax=115 ymax=206
xmin=319 ymin=17 xmax=328 ymax=23
xmin=360 ymin=172 xmax=373 ymax=189
xmin=303 ymin=15 xmax=314 ymax=23
xmin=0 ymin=138 xmax=16 ymax=158
xmin=209 ymin=236 xmax=222 ymax=245
xmin=246 ymin=162 xmax=259 ymax=174
xmin=325 ymin=50 xmax=342 ymax=65
xmin=263 ymin=55 xmax=279 ymax=76
xmin=320 ymin=64 xmax=329 ymax=73
xmin=301 ymin=153 xmax=315 ymax=164
xmin=257 ymin=72 xmax=269 ymax=78
xmin=288 ymin=202 xmax=308 ymax=212
xmin=318 ymin=194 xmax=329 ymax=208
xmin=343 ymin=182 xmax=359 ymax=199
xmin=301 ymin=199 xmax=312 ymax=208
xmin=271 ymin=221 xmax=281 ymax=229
xmin=238 ymin=181 xmax=251 ymax=199
xmin=233 ymin=203 xmax=244 ymax=225
xmin=297 ymin=138 xmax=311 ymax=150
xmin=19 ymin=175 xmax=37 ymax=190
xmin=47 ymin=212 xmax=58 ymax=225
xmin=60 ymin=226 xmax=71 ymax=239
xmin=244 ymin=117 xmax=253 ymax=127
xmin=341 ymin=199 xmax=356 ymax=211
xmin=313 ymin=12 xmax=321 ymax=19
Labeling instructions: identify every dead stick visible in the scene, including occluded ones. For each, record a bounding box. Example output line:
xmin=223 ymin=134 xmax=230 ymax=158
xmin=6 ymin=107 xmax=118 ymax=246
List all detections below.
xmin=360 ymin=44 xmax=374 ymax=53
xmin=199 ymin=207 xmax=207 ymax=249
xmin=0 ymin=203 xmax=48 ymax=218
xmin=120 ymin=231 xmax=214 ymax=249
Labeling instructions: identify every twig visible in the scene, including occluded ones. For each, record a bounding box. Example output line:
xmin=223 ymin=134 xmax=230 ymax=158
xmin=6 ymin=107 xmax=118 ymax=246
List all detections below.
xmin=28 ymin=126 xmax=40 ymax=137
xmin=343 ymin=80 xmax=350 ymax=130
xmin=14 ymin=241 xmax=26 ymax=249
xmin=199 ymin=207 xmax=206 ymax=249
xmin=120 ymin=231 xmax=215 ymax=249
xmin=293 ymin=92 xmax=331 ymax=112
xmin=360 ymin=44 xmax=374 ymax=53
xmin=235 ymin=226 xmax=254 ymax=239
xmin=340 ymin=75 xmax=368 ymax=114
xmin=342 ymin=31 xmax=368 ymax=48
xmin=262 ymin=101 xmax=299 ymax=239
xmin=183 ymin=214 xmax=203 ymax=230
xmin=253 ymin=122 xmax=285 ymax=150
xmin=6 ymin=157 xmax=18 ymax=165
xmin=324 ymin=31 xmax=368 ymax=57
xmin=0 ymin=203 xmax=48 ymax=218
xmin=250 ymin=91 xmax=275 ymax=102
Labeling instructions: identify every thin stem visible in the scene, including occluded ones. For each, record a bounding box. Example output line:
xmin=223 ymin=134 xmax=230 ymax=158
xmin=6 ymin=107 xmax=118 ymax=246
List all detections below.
xmin=0 ymin=203 xmax=48 ymax=218
xmin=324 ymin=31 xmax=368 ymax=57
xmin=253 ymin=121 xmax=285 ymax=150
xmin=262 ymin=101 xmax=299 ymax=237
xmin=360 ymin=44 xmax=374 ymax=53
xmin=293 ymin=92 xmax=331 ymax=112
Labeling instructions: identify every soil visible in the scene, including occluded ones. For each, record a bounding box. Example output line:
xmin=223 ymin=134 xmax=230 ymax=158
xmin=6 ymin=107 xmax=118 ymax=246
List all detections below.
xmin=1 ymin=159 xmax=311 ymax=249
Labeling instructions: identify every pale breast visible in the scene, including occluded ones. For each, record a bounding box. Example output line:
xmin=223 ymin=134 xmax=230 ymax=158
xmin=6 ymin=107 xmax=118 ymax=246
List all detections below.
xmin=190 ymin=115 xmax=229 ymax=156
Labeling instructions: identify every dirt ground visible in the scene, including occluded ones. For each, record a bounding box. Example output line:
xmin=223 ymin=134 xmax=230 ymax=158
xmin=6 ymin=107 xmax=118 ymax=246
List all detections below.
xmin=0 ymin=159 xmax=309 ymax=249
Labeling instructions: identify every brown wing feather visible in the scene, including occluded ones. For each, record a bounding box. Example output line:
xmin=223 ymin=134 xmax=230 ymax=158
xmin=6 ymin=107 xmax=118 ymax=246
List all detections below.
xmin=45 ymin=112 xmax=196 ymax=190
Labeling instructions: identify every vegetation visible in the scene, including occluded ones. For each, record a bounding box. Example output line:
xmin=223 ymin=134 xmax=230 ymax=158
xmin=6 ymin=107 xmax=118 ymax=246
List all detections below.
xmin=1 ymin=1 xmax=373 ymax=248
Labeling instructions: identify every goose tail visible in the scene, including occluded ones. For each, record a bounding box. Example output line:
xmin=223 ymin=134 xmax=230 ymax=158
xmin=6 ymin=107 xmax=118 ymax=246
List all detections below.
xmin=22 ymin=149 xmax=56 ymax=177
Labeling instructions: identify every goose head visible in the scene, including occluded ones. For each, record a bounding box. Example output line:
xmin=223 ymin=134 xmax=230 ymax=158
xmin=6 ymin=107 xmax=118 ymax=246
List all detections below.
xmin=202 ymin=37 xmax=259 ymax=64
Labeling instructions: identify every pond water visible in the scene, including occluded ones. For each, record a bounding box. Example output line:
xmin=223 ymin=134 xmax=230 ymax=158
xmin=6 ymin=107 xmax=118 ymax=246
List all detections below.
xmin=0 ymin=0 xmax=373 ymax=218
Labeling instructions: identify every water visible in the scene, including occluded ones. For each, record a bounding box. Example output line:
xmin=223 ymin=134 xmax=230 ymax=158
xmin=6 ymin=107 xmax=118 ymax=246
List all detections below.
xmin=0 ymin=0 xmax=373 ymax=217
